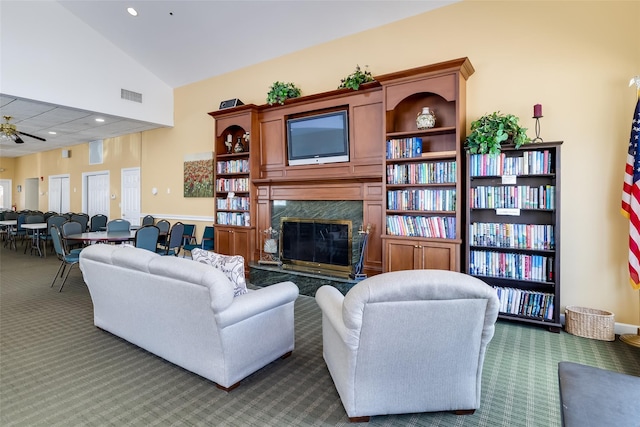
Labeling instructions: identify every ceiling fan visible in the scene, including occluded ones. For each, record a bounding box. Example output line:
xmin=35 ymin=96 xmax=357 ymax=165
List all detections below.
xmin=0 ymin=115 xmax=46 ymax=144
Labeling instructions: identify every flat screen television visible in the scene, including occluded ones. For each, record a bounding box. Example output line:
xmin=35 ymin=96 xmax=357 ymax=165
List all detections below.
xmin=286 ymin=110 xmax=349 ymax=166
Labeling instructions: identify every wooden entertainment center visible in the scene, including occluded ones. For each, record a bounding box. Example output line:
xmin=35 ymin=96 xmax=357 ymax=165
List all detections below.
xmin=208 ymin=58 xmax=473 ymax=278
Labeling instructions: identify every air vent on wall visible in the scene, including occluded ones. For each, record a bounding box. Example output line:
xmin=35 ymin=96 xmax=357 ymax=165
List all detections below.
xmin=121 ymin=88 xmax=143 ymax=103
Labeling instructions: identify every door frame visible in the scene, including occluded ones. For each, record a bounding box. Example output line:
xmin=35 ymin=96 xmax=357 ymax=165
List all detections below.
xmin=0 ymin=179 xmax=12 ymax=210
xmin=48 ymin=174 xmax=70 ymax=213
xmin=82 ymin=170 xmax=110 ymax=216
xmin=121 ymin=167 xmax=141 ymax=225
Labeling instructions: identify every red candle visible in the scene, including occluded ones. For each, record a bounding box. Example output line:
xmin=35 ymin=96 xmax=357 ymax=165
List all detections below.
xmin=533 ymin=104 xmax=543 ymax=118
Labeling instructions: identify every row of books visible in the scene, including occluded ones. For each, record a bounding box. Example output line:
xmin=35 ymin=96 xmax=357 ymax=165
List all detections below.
xmin=469 ymin=250 xmax=554 ymax=282
xmin=469 ymin=185 xmax=555 ymax=209
xmin=216 ymin=212 xmax=250 ymax=226
xmin=215 ymin=178 xmax=250 ymax=192
xmin=216 ymin=196 xmax=250 ymax=211
xmin=469 ymin=150 xmax=554 ymax=177
xmin=494 ymin=287 xmax=555 ymax=320
xmin=216 ymin=159 xmax=249 ymax=174
xmin=386 ymin=137 xmax=423 ymax=159
xmin=386 ymin=161 xmax=457 ymax=185
xmin=387 ymin=189 xmax=456 ymax=212
xmin=386 ymin=215 xmax=456 ymax=239
xmin=469 ymin=222 xmax=555 ymax=250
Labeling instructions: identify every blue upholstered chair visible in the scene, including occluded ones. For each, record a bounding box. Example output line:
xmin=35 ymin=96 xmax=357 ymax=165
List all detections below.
xmin=183 ymin=225 xmax=214 ymax=257
xmin=50 ymin=224 xmax=81 ymax=292
xmin=141 ymin=215 xmax=155 ymax=226
xmin=135 ymin=225 xmax=160 ymax=252
xmin=90 ymin=214 xmax=108 ymax=232
xmin=156 ymin=222 xmax=184 ymax=256
xmin=107 ymin=219 xmax=131 ymax=232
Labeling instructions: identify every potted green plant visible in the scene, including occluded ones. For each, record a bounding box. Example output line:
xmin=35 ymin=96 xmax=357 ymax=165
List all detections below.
xmin=465 ymin=112 xmax=531 ymax=154
xmin=266 ymin=81 xmax=301 ymax=105
xmin=338 ymin=65 xmax=374 ymax=90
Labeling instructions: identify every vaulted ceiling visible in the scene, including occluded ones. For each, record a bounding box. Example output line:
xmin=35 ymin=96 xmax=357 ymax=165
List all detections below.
xmin=0 ymin=1 xmax=457 ymax=158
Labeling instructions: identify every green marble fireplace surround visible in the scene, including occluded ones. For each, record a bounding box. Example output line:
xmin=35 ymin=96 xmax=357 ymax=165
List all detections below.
xmin=249 ymin=200 xmax=365 ymax=296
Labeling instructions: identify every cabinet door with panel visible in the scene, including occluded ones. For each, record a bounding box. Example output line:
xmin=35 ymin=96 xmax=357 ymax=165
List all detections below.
xmin=214 ymin=226 xmax=252 ymax=270
xmin=385 ymin=238 xmax=457 ymax=271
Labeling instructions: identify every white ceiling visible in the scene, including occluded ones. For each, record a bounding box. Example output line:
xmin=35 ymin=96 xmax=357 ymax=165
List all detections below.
xmin=0 ymin=0 xmax=457 ymax=158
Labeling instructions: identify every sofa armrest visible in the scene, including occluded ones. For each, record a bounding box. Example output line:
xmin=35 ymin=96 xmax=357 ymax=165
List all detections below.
xmin=316 ymin=285 xmax=352 ymax=345
xmin=216 ymin=281 xmax=299 ymax=328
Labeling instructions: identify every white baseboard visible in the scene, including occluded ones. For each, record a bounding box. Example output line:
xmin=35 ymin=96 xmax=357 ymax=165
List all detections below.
xmin=559 ymin=314 xmax=639 ymax=336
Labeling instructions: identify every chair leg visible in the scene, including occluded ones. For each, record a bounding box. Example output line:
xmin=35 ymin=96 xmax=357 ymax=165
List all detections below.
xmin=348 ymin=416 xmax=370 ymax=423
xmin=51 ymin=262 xmax=65 ymax=287
xmin=59 ymin=264 xmax=75 ymax=292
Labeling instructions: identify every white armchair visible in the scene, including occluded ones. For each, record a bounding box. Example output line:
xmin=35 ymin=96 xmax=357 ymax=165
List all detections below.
xmin=315 ymin=269 xmax=499 ymax=422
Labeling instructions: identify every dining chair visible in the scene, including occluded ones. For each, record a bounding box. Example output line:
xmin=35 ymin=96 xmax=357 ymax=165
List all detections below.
xmin=61 ymin=220 xmax=85 ymax=253
xmin=156 ymin=222 xmax=184 ymax=256
xmin=50 ymin=224 xmax=81 ymax=292
xmin=135 ymin=225 xmax=160 ymax=252
xmin=155 ymin=219 xmax=170 ymax=245
xmin=141 ymin=215 xmax=155 ymax=226
xmin=71 ymin=213 xmax=90 ymax=232
xmin=41 ymin=215 xmax=67 ymax=256
xmin=43 ymin=211 xmax=58 ymax=220
xmin=23 ymin=214 xmax=45 ymax=255
xmin=89 ymin=214 xmax=108 ymax=232
xmin=8 ymin=213 xmax=28 ymax=251
xmin=183 ymin=225 xmax=214 ymax=258
xmin=107 ymin=219 xmax=131 ymax=232
xmin=182 ymin=223 xmax=196 ymax=247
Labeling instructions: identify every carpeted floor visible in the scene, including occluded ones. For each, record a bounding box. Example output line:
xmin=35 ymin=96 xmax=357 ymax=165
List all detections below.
xmin=1 ymin=243 xmax=639 ymax=426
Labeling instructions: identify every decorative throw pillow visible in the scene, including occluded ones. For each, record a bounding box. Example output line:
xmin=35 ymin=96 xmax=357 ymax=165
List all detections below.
xmin=191 ymin=248 xmax=248 ymax=297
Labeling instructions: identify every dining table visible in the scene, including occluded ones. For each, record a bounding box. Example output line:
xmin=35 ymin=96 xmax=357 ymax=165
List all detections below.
xmin=22 ymin=222 xmax=48 ymax=257
xmin=66 ymin=230 xmax=137 ymax=244
xmin=0 ymin=219 xmax=18 ymax=249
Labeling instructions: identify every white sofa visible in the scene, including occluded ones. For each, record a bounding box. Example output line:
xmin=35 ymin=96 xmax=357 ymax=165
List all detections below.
xmin=79 ymin=244 xmax=299 ymax=391
xmin=316 ymin=269 xmax=499 ymax=422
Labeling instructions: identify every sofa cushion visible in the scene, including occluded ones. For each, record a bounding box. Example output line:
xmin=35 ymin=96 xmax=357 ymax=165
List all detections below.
xmin=191 ymin=248 xmax=248 ymax=297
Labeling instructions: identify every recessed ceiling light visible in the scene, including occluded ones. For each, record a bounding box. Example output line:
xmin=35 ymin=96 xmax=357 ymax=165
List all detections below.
xmin=48 ymin=131 xmax=57 ymax=135
xmin=127 ymin=7 xmax=138 ymax=17
xmin=95 ymin=118 xmax=105 ymax=122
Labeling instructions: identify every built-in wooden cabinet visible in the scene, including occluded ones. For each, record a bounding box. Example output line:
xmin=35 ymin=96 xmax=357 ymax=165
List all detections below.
xmin=465 ymin=142 xmax=562 ymax=331
xmin=384 ymin=238 xmax=457 ymax=271
xmin=208 ymin=105 xmax=259 ymax=269
xmin=377 ymin=58 xmax=474 ymax=272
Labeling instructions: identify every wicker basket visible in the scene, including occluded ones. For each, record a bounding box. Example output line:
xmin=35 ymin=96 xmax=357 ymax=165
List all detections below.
xmin=565 ymin=306 xmax=615 ymax=341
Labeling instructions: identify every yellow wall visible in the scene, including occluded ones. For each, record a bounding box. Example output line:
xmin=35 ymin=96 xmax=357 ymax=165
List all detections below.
xmin=5 ymin=134 xmax=140 ymax=214
xmin=1 ymin=1 xmax=639 ymax=324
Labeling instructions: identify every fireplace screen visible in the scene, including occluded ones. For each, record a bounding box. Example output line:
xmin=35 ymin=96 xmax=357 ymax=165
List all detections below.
xmin=280 ymin=217 xmax=352 ymax=277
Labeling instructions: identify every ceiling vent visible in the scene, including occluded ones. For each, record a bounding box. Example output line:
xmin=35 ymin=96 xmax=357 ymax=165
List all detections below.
xmin=121 ymin=89 xmax=142 ymax=103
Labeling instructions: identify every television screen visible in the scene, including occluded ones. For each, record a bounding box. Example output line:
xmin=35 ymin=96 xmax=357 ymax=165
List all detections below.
xmin=286 ymin=110 xmax=349 ymax=166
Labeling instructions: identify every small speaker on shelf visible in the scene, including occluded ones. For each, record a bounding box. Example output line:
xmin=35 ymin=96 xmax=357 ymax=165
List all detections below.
xmin=219 ymin=98 xmax=244 ymax=109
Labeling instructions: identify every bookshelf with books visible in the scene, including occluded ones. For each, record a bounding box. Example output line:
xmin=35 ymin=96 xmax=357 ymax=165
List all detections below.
xmin=465 ymin=141 xmax=562 ymax=332
xmin=377 ymin=58 xmax=474 ymax=272
xmin=208 ymin=105 xmax=259 ymax=270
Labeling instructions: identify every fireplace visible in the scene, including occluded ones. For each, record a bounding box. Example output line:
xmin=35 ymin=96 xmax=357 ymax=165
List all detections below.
xmin=280 ymin=218 xmax=353 ymax=278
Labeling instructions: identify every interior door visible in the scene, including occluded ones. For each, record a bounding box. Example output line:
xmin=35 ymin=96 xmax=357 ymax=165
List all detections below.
xmin=121 ymin=168 xmax=141 ymax=226
xmin=48 ymin=175 xmax=70 ymax=213
xmin=84 ymin=172 xmax=109 ymax=218
xmin=0 ymin=179 xmax=11 ymax=210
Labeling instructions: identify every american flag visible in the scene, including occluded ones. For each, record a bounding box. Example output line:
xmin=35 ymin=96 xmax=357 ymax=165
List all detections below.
xmin=621 ymin=98 xmax=640 ymax=290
